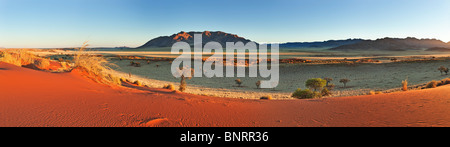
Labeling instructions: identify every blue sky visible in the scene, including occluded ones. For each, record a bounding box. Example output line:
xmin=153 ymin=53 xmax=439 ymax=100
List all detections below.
xmin=0 ymin=0 xmax=449 ymax=48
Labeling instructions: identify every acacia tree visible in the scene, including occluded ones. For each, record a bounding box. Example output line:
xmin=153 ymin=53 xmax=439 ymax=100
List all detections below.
xmin=305 ymin=78 xmax=326 ymax=91
xmin=339 ymin=78 xmax=350 ymax=88
xmin=235 ymin=79 xmax=243 ymax=87
xmin=438 ymin=66 xmax=449 ymax=75
xmin=323 ymin=77 xmax=333 ymax=87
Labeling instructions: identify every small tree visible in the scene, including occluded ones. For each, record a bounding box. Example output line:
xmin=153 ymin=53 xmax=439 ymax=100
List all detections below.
xmin=176 ymin=67 xmax=194 ymax=92
xmin=339 ymin=78 xmax=350 ymax=88
xmin=305 ymin=78 xmax=326 ymax=91
xmin=323 ymin=77 xmax=333 ymax=87
xmin=235 ymin=79 xmax=243 ymax=87
xmin=438 ymin=66 xmax=449 ymax=75
xmin=256 ymin=80 xmax=261 ymax=89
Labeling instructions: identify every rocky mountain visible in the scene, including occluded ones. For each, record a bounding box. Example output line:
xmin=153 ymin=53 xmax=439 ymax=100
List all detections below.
xmin=278 ymin=39 xmax=365 ymax=48
xmin=138 ymin=31 xmax=256 ymax=48
xmin=330 ymin=37 xmax=450 ymax=51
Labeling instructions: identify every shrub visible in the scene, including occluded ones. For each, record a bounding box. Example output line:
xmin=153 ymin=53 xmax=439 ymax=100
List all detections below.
xmin=402 ymin=78 xmax=408 ymax=91
xmin=0 ymin=50 xmax=37 ymax=66
xmin=369 ymin=91 xmax=382 ymax=95
xmin=72 ymin=41 xmax=119 ymax=85
xmin=260 ymin=95 xmax=272 ymax=100
xmin=305 ymin=78 xmax=326 ymax=91
xmin=321 ymin=88 xmax=331 ymax=96
xmin=34 ymin=59 xmax=50 ymax=69
xmin=133 ymin=80 xmax=143 ymax=86
xmin=438 ymin=66 xmax=449 ymax=75
xmin=177 ymin=67 xmax=194 ymax=92
xmin=235 ymin=79 xmax=243 ymax=87
xmin=106 ymin=74 xmax=122 ymax=85
xmin=326 ymin=84 xmax=336 ymax=90
xmin=163 ymin=84 xmax=175 ymax=90
xmin=323 ymin=77 xmax=333 ymax=87
xmin=256 ymin=80 xmax=261 ymax=89
xmin=339 ymin=78 xmax=350 ymax=88
xmin=291 ymin=88 xmax=321 ymax=99
xmin=425 ymin=80 xmax=438 ymax=88
xmin=444 ymin=78 xmax=450 ymax=85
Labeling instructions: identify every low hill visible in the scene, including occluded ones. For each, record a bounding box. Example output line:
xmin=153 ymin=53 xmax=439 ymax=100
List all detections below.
xmin=330 ymin=37 xmax=450 ymax=51
xmin=426 ymin=47 xmax=450 ymax=52
xmin=279 ymin=39 xmax=365 ymax=48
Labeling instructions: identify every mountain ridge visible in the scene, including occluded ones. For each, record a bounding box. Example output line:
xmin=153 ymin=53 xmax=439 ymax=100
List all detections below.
xmin=330 ymin=37 xmax=450 ymax=51
xmin=138 ymin=31 xmax=256 ymax=48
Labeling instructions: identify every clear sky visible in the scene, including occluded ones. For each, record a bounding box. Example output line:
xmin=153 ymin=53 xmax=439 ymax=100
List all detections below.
xmin=1 ymin=0 xmax=449 ymax=48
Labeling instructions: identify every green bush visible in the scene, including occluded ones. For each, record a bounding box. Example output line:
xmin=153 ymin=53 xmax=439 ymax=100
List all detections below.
xmin=305 ymin=78 xmax=326 ymax=91
xmin=291 ymin=88 xmax=321 ymax=99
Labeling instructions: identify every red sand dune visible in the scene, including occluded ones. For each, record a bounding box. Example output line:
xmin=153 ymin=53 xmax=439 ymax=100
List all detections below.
xmin=0 ymin=62 xmax=449 ymax=127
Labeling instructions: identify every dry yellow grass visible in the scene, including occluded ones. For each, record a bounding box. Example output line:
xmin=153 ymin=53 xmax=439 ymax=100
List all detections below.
xmin=72 ymin=41 xmax=121 ymax=85
xmin=0 ymin=49 xmax=55 ymax=71
xmin=402 ymin=78 xmax=408 ymax=91
xmin=0 ymin=49 xmax=38 ymax=66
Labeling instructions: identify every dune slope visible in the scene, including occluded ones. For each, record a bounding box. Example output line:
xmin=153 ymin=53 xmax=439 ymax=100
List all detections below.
xmin=0 ymin=62 xmax=449 ymax=127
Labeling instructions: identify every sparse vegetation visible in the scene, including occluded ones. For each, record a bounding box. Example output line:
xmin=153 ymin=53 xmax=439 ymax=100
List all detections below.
xmin=369 ymin=90 xmax=382 ymax=95
xmin=438 ymin=66 xmax=449 ymax=75
xmin=256 ymin=80 xmax=261 ymax=89
xmin=326 ymin=84 xmax=335 ymax=90
xmin=163 ymin=84 xmax=175 ymax=90
xmin=72 ymin=41 xmax=121 ymax=85
xmin=324 ymin=77 xmax=333 ymax=87
xmin=0 ymin=49 xmax=49 ymax=68
xmin=425 ymin=80 xmax=438 ymax=88
xmin=34 ymin=58 xmax=51 ymax=69
xmin=402 ymin=77 xmax=408 ymax=91
xmin=305 ymin=78 xmax=326 ymax=91
xmin=291 ymin=88 xmax=321 ymax=99
xmin=260 ymin=95 xmax=272 ymax=100
xmin=339 ymin=78 xmax=350 ymax=88
xmin=321 ymin=88 xmax=331 ymax=96
xmin=444 ymin=78 xmax=450 ymax=85
xmin=130 ymin=61 xmax=141 ymax=67
xmin=133 ymin=80 xmax=143 ymax=86
xmin=178 ymin=68 xmax=195 ymax=92
xmin=235 ymin=79 xmax=243 ymax=87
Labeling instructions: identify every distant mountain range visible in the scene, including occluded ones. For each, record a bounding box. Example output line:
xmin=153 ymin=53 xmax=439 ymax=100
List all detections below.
xmin=138 ymin=31 xmax=255 ymax=48
xmin=278 ymin=39 xmax=365 ymax=48
xmin=330 ymin=37 xmax=450 ymax=51
xmin=137 ymin=31 xmax=450 ymax=51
